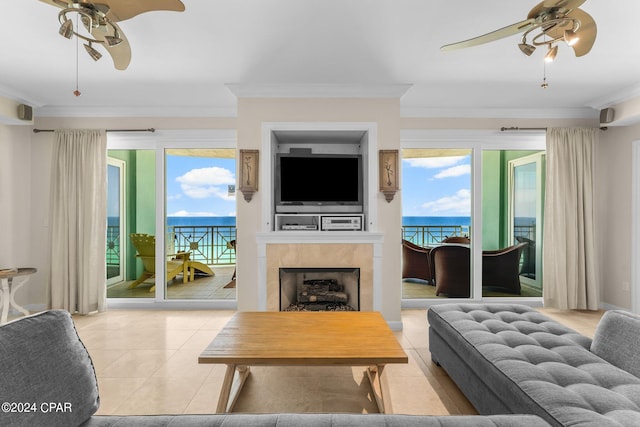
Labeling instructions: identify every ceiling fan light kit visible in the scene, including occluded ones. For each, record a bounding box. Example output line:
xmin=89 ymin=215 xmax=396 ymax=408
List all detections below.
xmin=84 ymin=42 xmax=102 ymax=61
xmin=41 ymin=0 xmax=186 ymax=71
xmin=518 ymin=42 xmax=536 ymax=56
xmin=441 ymin=0 xmax=597 ymax=70
xmin=544 ymin=45 xmax=558 ymax=62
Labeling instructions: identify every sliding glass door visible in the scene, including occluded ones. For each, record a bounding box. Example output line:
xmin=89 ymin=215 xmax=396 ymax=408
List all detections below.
xmin=106 ymin=149 xmax=156 ymax=299
xmin=164 ymin=149 xmax=237 ymax=300
xmin=401 ymin=148 xmax=473 ymax=299
xmin=401 ymin=130 xmax=546 ymax=303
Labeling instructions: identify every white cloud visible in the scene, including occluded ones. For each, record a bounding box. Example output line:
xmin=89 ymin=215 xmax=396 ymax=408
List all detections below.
xmin=421 ymin=189 xmax=470 ymax=215
xmin=176 ymin=167 xmax=235 ymax=200
xmin=403 ymin=156 xmax=466 ymax=169
xmin=179 ymin=184 xmax=236 ymax=200
xmin=434 ymin=164 xmax=471 ymax=179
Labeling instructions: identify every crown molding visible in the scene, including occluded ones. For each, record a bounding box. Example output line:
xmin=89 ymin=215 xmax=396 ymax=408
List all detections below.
xmin=34 ymin=105 xmax=237 ymax=118
xmin=586 ymin=83 xmax=640 ymax=110
xmin=225 ymin=83 xmax=412 ymax=99
xmin=400 ymin=106 xmax=598 ymax=120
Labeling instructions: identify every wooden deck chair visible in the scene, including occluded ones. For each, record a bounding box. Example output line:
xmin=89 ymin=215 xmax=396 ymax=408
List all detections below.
xmin=186 ymin=260 xmax=215 ymax=281
xmin=129 ymin=233 xmax=190 ymax=292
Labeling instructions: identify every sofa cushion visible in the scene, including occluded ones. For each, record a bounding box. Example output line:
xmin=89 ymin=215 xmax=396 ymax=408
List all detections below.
xmin=0 ymin=310 xmax=99 ymax=427
xmin=80 ymin=413 xmax=551 ymax=426
xmin=591 ymin=310 xmax=640 ymax=377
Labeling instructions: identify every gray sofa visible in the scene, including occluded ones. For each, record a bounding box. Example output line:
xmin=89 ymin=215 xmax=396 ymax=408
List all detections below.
xmin=428 ymin=303 xmax=640 ymax=427
xmin=0 ymin=310 xmax=549 ymax=427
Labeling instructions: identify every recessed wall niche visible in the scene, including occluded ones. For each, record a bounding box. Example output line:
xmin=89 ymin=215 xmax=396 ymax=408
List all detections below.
xmin=268 ymin=129 xmax=371 ymax=230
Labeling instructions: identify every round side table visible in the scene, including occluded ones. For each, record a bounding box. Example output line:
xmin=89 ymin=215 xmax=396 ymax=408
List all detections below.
xmin=0 ymin=268 xmax=36 ymax=324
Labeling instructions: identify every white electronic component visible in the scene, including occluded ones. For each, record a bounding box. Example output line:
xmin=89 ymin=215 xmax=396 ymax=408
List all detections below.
xmin=281 ymin=224 xmax=318 ymax=230
xmin=321 ymin=216 xmax=363 ymax=231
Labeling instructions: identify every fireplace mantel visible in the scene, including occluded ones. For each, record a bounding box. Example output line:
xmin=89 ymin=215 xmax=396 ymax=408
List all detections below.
xmin=255 ymin=232 xmax=384 ymax=312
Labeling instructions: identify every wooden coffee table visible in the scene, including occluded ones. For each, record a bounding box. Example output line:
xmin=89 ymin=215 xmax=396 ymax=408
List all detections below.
xmin=198 ymin=311 xmax=408 ymax=413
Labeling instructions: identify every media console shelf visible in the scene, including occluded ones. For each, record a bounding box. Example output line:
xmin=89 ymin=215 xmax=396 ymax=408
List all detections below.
xmin=275 ymin=214 xmax=364 ymax=232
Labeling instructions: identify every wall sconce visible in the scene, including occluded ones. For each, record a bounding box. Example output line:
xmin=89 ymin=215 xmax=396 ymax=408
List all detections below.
xmin=379 ymin=149 xmax=399 ymax=203
xmin=239 ymin=149 xmax=259 ymax=202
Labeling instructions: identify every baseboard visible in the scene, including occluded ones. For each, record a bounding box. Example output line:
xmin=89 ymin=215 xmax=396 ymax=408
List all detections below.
xmin=387 ymin=320 xmax=403 ymax=331
xmin=599 ymin=302 xmax=629 ymax=311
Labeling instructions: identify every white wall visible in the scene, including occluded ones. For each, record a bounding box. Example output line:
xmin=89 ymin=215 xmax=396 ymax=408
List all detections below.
xmin=597 ymin=123 xmax=640 ymax=309
xmin=0 ymin=124 xmax=41 ymax=309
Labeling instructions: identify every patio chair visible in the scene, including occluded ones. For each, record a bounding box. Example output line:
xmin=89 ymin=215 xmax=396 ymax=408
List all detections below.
xmin=442 ymin=236 xmax=471 ymax=244
xmin=515 ymin=236 xmax=536 ymax=278
xmin=481 ymin=241 xmax=529 ymax=295
xmin=129 ymin=233 xmax=191 ymax=292
xmin=430 ymin=245 xmax=471 ymax=297
xmin=401 ymin=239 xmax=433 ymax=284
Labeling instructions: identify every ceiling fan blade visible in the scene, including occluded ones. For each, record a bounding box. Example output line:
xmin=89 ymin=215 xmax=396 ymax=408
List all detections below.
xmin=38 ymin=0 xmax=70 ymax=9
xmin=441 ymin=19 xmax=536 ymax=52
xmin=567 ymin=9 xmax=597 ymax=57
xmin=91 ymin=21 xmax=131 ymax=70
xmin=104 ymin=0 xmax=185 ymax=22
xmin=542 ymin=0 xmax=586 ymax=9
xmin=540 ymin=8 xmax=596 ymax=57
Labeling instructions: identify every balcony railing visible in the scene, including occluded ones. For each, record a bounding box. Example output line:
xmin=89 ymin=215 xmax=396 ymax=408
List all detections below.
xmin=402 ymin=224 xmax=536 ymax=248
xmin=108 ymin=223 xmax=533 ymax=267
xmin=106 ymin=225 xmax=237 ymax=268
xmin=169 ymin=225 xmax=237 ymax=265
xmin=402 ymin=225 xmax=470 ymax=247
xmin=106 ymin=225 xmax=120 ymax=266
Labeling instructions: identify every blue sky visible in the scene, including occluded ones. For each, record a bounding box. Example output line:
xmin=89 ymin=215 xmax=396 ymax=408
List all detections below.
xmin=166 ymin=155 xmax=236 ymax=217
xmin=402 ymin=153 xmax=471 ymax=217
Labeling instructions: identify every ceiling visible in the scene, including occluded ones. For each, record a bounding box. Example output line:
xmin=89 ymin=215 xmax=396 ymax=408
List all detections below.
xmin=1 ymin=1 xmax=639 ymax=120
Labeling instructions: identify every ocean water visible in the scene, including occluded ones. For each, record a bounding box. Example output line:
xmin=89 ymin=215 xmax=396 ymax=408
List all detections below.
xmin=402 ymin=216 xmax=470 ymax=227
xmin=107 ymin=216 xmax=236 ymax=227
xmin=167 ymin=216 xmax=236 ymax=227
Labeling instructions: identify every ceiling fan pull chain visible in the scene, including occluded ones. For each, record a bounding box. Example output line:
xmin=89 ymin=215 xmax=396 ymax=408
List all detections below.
xmin=74 ymin=13 xmax=81 ymax=97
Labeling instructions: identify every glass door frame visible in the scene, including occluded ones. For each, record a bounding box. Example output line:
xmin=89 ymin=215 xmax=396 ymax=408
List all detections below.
xmin=107 ymin=129 xmax=237 ymax=309
xmin=508 ymin=152 xmax=545 ymax=289
xmin=400 ymin=129 xmax=546 ymax=307
xmin=107 ymin=157 xmax=126 ymax=286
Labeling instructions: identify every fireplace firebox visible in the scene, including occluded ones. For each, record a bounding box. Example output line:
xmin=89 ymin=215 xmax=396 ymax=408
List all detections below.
xmin=279 ymin=268 xmax=360 ymax=311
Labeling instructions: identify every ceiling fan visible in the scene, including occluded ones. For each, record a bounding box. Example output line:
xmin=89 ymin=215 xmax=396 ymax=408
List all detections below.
xmin=441 ymin=0 xmax=597 ymax=61
xmin=39 ymin=0 xmax=185 ymax=70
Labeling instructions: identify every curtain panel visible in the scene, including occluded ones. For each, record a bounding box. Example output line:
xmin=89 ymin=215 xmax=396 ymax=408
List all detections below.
xmin=50 ymin=129 xmax=107 ymax=314
xmin=543 ymin=128 xmax=599 ymax=310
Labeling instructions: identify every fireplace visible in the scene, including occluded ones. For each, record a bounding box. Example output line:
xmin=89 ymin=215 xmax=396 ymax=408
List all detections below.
xmin=279 ymin=267 xmax=360 ymax=311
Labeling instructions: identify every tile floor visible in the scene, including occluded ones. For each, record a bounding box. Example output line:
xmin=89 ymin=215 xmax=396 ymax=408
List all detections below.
xmin=70 ymin=307 xmax=604 ymax=415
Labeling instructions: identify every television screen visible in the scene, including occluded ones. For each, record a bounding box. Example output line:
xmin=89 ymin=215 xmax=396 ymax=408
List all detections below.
xmin=278 ymin=155 xmax=362 ymax=204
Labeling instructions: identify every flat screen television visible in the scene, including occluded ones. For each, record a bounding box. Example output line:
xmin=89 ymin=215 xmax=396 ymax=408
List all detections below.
xmin=275 ymin=154 xmax=363 ymax=213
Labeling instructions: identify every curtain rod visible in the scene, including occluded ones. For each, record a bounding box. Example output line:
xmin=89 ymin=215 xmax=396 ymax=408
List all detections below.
xmin=33 ymin=128 xmax=155 ymax=134
xmin=500 ymin=127 xmax=547 ymax=132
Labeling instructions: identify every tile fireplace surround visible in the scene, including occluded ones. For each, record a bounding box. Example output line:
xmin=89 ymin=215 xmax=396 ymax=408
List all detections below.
xmin=256 ymin=232 xmax=384 ymax=313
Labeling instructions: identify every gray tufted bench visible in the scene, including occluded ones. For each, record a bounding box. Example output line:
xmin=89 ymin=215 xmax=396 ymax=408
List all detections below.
xmin=428 ymin=303 xmax=640 ymax=427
